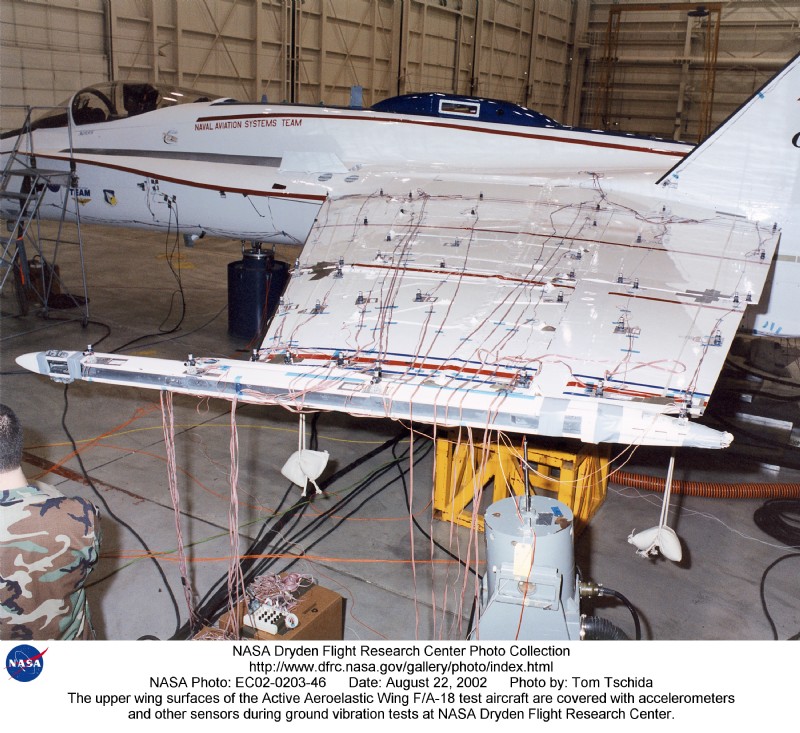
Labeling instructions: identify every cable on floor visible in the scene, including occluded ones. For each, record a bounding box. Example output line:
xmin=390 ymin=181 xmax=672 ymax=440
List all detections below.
xmin=759 ymin=554 xmax=800 ymax=641
xmin=754 ymin=498 xmax=800 ymax=640
xmin=60 ymin=383 xmax=182 ymax=638
xmin=171 ymin=428 xmax=409 ymax=638
xmin=754 ymin=499 xmax=800 ymax=548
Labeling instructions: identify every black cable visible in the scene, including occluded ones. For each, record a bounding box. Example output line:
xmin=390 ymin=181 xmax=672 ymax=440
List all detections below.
xmin=754 ymin=498 xmax=800 ymax=640
xmin=465 ymin=594 xmax=477 ymax=640
xmin=112 ymin=303 xmax=227 ymax=355
xmin=172 ymin=481 xmax=304 ymax=637
xmin=754 ymin=499 xmax=800 ymax=548
xmin=173 ymin=486 xmax=313 ymax=638
xmin=212 ymin=431 xmax=423 ymax=649
xmin=275 ymin=457 xmax=415 ymax=576
xmin=110 ymin=206 xmax=188 ymax=354
xmin=309 ymin=412 xmax=320 ymax=451
xmin=0 ymin=318 xmax=113 ymax=377
xmin=172 ymin=430 xmax=408 ymax=638
xmin=258 ymin=434 xmax=415 ymax=578
xmin=597 ymin=586 xmax=642 ymax=641
xmin=252 ymin=432 xmax=409 ymax=570
xmin=61 ymin=384 xmax=182 ymax=638
xmin=759 ymin=553 xmax=800 ymax=641
xmin=171 ymin=429 xmax=318 ymax=637
xmin=0 ymin=315 xmax=110 ymax=345
xmin=39 ymin=318 xmax=113 ymax=349
xmin=582 ymin=616 xmax=629 ymax=641
xmin=724 ymin=358 xmax=800 ymax=390
xmin=83 ymin=319 xmax=112 ymax=348
xmin=393 ymin=438 xmax=480 ymax=577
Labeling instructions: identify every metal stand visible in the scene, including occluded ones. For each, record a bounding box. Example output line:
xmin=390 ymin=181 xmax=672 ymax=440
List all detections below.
xmin=1 ymin=105 xmax=89 ymax=324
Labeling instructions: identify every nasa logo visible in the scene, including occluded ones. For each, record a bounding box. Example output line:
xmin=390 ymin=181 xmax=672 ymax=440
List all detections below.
xmin=5 ymin=644 xmax=47 ymax=683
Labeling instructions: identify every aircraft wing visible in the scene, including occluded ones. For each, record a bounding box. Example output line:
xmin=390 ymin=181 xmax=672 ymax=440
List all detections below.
xmin=13 ymin=172 xmax=780 ymax=449
xmin=251 ymin=172 xmax=778 ymax=448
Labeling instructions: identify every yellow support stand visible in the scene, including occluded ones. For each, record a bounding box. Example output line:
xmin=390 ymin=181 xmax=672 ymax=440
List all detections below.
xmin=433 ymin=431 xmax=609 ymax=535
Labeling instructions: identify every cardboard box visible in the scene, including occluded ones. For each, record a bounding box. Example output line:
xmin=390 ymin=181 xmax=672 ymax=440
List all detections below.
xmin=218 ymin=583 xmax=344 ymax=641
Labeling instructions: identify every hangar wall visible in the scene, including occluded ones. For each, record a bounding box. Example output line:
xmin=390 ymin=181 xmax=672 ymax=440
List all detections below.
xmin=1 ymin=0 xmax=798 ymax=140
xmin=0 ymin=0 xmax=579 ymax=128
xmin=582 ymin=1 xmax=800 ymax=141
xmin=0 ymin=0 xmax=109 ymax=128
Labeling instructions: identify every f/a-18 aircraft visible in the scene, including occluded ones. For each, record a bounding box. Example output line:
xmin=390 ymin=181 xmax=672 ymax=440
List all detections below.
xmin=6 ymin=53 xmax=800 ymax=451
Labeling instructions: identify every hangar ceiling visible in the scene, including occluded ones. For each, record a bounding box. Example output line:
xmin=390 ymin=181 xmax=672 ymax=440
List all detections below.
xmin=1 ymin=0 xmax=798 ymax=141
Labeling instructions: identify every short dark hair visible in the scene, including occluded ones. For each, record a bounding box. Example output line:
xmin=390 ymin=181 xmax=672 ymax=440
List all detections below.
xmin=0 ymin=404 xmax=24 ymax=472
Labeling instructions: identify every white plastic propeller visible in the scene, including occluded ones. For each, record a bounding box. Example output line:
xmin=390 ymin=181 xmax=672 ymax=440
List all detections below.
xmin=281 ymin=413 xmax=329 ymax=496
xmin=628 ymin=450 xmax=683 ymax=562
xmin=281 ymin=448 xmax=329 ymax=494
xmin=628 ymin=524 xmax=683 ymax=562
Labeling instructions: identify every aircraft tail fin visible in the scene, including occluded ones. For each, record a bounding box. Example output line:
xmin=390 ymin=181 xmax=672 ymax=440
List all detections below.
xmin=658 ymin=52 xmax=800 ymax=223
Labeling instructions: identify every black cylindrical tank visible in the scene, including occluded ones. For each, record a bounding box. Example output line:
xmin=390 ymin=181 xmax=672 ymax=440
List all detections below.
xmin=227 ymin=244 xmax=289 ymax=340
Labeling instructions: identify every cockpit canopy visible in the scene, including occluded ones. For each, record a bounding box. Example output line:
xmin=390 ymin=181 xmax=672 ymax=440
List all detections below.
xmin=371 ymin=92 xmax=560 ymax=129
xmin=30 ymin=82 xmax=220 ymax=130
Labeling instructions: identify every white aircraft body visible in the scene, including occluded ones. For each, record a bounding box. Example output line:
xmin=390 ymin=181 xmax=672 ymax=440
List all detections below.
xmin=2 ymin=82 xmax=692 ymax=244
xmin=7 ymin=54 xmax=800 ymax=450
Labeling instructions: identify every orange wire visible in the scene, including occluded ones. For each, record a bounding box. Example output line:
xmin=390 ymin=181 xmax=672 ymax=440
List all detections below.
xmin=105 ymin=552 xmax=460 ymax=565
xmin=30 ymin=403 xmax=159 ymax=480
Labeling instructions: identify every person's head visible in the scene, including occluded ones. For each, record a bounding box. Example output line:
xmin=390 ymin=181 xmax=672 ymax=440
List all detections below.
xmin=0 ymin=404 xmax=24 ymax=473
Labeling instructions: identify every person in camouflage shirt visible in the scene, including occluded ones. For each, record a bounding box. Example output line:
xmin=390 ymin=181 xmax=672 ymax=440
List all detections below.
xmin=0 ymin=404 xmax=101 ymax=640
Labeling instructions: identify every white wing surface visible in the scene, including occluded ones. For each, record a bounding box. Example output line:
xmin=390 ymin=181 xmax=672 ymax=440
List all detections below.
xmin=251 ymin=171 xmax=777 ymax=448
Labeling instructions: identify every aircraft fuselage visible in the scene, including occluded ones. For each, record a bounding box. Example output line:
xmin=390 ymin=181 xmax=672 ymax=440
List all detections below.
xmin=1 ymin=85 xmax=689 ymax=245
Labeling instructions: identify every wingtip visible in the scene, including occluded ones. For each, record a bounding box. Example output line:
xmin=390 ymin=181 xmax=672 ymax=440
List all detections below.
xmin=16 ymin=352 xmax=41 ymax=373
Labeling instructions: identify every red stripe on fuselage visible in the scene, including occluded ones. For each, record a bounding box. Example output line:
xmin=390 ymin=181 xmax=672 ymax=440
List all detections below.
xmin=34 ymin=152 xmax=327 ymax=202
xmin=194 ymin=111 xmax=687 ymax=158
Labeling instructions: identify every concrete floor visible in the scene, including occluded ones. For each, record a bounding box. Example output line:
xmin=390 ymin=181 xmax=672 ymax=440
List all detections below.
xmin=1 ymin=221 xmax=798 ymax=641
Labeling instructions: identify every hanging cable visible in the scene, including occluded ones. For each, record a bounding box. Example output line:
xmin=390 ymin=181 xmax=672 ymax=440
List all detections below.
xmin=110 ymin=204 xmax=188 ymax=353
xmin=266 ymin=434 xmax=420 ymax=578
xmin=160 ymin=391 xmax=197 ymax=629
xmin=172 ymin=429 xmax=408 ymax=638
xmin=60 ymin=384 xmax=181 ymax=638
xmin=395 ymin=438 xmax=480 ymax=576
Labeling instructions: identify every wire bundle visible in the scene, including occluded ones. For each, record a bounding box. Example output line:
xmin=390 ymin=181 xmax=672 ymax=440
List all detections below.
xmin=246 ymin=572 xmax=314 ymax=612
xmin=172 ymin=427 xmax=419 ymax=638
xmin=754 ymin=499 xmax=800 ymax=548
xmin=755 ymin=498 xmax=800 ymax=640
